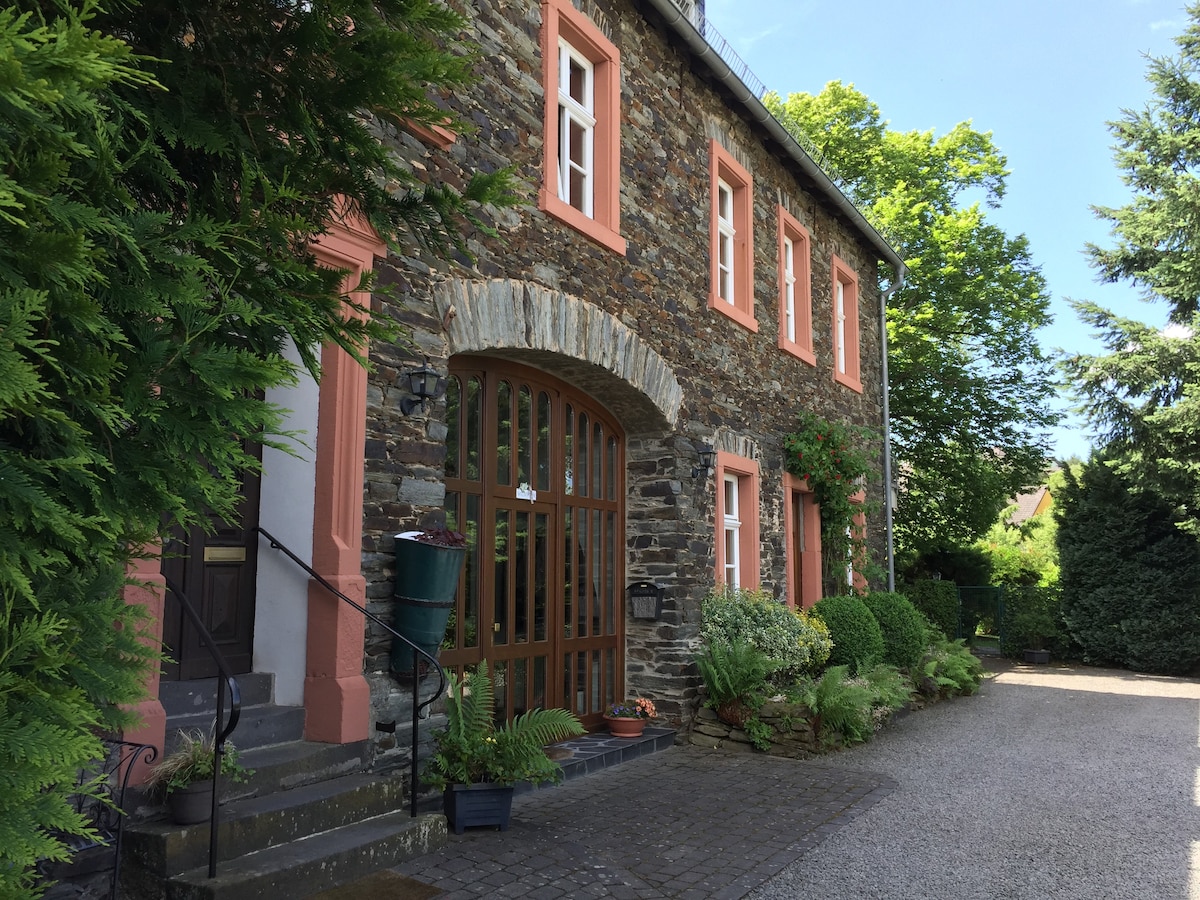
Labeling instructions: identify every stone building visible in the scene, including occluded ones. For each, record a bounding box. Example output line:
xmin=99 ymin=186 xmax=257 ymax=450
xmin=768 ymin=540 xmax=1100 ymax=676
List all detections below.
xmin=360 ymin=0 xmax=906 ymax=747
xmin=123 ymin=0 xmax=904 ymax=772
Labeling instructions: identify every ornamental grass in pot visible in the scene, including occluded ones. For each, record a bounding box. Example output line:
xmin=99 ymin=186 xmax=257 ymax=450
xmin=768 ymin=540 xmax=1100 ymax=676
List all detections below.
xmin=146 ymin=728 xmax=252 ymax=824
xmin=423 ymin=660 xmax=584 ymax=833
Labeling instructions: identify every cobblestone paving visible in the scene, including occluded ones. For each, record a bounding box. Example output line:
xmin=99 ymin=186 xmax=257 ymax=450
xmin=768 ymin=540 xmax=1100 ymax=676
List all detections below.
xmin=394 ymin=744 xmax=896 ymax=898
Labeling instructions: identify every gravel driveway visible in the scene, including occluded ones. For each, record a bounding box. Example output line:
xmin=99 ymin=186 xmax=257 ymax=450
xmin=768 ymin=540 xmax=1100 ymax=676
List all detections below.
xmin=750 ymin=659 xmax=1200 ymax=900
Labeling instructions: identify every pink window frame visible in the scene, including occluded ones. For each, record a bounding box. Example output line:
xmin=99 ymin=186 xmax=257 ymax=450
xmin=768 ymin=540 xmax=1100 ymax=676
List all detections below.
xmin=538 ymin=0 xmax=626 ymax=255
xmin=708 ymin=140 xmax=757 ymax=332
xmin=714 ymin=450 xmax=760 ymax=590
xmin=831 ymin=254 xmax=862 ymax=393
xmin=777 ymin=205 xmax=814 ymax=364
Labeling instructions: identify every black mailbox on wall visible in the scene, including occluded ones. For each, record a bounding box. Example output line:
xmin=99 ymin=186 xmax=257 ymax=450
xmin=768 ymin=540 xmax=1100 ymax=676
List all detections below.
xmin=628 ymin=581 xmax=665 ymax=620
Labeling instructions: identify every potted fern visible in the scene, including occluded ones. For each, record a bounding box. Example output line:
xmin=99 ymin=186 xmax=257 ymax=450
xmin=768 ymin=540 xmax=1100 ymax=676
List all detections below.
xmin=423 ymin=660 xmax=584 ymax=833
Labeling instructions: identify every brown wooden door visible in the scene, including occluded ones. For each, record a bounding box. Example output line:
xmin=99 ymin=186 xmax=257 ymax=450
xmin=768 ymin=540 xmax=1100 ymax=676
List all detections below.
xmin=161 ymin=463 xmax=261 ymax=681
xmin=439 ymin=358 xmax=624 ymax=728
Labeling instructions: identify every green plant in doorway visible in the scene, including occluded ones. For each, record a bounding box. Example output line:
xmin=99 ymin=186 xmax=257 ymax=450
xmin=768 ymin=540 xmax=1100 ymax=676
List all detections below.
xmin=783 ymin=411 xmax=878 ymax=593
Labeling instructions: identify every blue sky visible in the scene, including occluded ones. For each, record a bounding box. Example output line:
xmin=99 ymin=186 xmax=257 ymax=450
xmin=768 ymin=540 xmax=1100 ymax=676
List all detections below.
xmin=704 ymin=0 xmax=1187 ymax=460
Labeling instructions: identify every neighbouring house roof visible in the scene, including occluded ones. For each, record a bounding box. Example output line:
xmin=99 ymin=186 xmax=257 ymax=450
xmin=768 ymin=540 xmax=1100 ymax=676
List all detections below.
xmin=1008 ymin=485 xmax=1052 ymax=525
xmin=644 ymin=0 xmax=907 ymax=284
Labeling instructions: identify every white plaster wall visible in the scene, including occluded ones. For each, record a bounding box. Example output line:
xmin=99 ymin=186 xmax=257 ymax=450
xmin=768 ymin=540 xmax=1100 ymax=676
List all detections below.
xmin=255 ymin=340 xmax=318 ymax=707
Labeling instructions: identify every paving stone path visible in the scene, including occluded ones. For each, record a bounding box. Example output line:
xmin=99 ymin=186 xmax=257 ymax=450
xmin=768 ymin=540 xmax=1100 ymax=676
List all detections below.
xmin=394 ymin=744 xmax=896 ymax=898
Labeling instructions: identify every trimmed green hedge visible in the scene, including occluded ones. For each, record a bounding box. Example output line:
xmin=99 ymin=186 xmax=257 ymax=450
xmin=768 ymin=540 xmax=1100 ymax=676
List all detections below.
xmin=862 ymin=591 xmax=928 ymax=670
xmin=813 ymin=595 xmax=884 ymax=675
xmin=903 ymin=580 xmax=959 ymax=639
xmin=999 ymin=585 xmax=1064 ymax=658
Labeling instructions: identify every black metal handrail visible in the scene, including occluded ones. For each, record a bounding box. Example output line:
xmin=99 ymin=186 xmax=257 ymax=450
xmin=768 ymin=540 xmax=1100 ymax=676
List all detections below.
xmin=161 ymin=574 xmax=242 ymax=879
xmin=255 ymin=526 xmax=447 ymax=817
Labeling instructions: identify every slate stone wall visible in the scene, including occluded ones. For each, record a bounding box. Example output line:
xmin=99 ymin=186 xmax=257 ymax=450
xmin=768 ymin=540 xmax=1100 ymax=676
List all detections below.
xmin=360 ymin=0 xmax=891 ymax=759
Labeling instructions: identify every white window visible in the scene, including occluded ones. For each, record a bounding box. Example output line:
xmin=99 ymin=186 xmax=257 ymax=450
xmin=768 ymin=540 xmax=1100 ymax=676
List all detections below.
xmin=836 ymin=278 xmax=847 ymax=375
xmin=557 ymin=40 xmax=595 ymax=217
xmin=723 ymin=473 xmax=741 ymax=588
xmin=717 ymin=179 xmax=735 ymax=305
xmin=782 ymin=235 xmax=796 ymax=343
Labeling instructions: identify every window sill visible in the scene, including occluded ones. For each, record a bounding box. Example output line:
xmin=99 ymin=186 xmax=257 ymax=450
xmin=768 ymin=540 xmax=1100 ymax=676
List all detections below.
xmin=538 ymin=189 xmax=627 ymax=255
xmin=779 ymin=339 xmax=816 ymax=366
xmin=707 ymin=294 xmax=759 ymax=333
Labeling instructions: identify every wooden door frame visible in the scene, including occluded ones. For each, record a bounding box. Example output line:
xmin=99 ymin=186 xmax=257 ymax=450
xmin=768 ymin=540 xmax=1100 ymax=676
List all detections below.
xmin=439 ymin=357 xmax=625 ymax=727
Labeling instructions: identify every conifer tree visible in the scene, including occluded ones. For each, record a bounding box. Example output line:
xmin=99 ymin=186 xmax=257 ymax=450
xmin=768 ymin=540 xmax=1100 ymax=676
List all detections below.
xmin=1067 ymin=2 xmax=1200 ymax=534
xmin=1 ymin=1 xmax=510 ymax=892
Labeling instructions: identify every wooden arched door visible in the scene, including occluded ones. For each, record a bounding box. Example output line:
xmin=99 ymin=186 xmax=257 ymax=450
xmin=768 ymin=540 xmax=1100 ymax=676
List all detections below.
xmin=439 ymin=357 xmax=624 ymax=728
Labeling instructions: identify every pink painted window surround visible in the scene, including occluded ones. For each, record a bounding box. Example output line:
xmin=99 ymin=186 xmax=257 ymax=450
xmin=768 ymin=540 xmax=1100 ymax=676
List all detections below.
xmin=708 ymin=140 xmax=757 ymax=332
xmin=403 ymin=119 xmax=456 ymax=150
xmin=714 ymin=450 xmax=760 ymax=590
xmin=777 ymin=205 xmax=814 ymax=364
xmin=538 ymin=0 xmax=625 ymax=255
xmin=831 ymin=254 xmax=862 ymax=393
xmin=783 ymin=472 xmax=822 ymax=608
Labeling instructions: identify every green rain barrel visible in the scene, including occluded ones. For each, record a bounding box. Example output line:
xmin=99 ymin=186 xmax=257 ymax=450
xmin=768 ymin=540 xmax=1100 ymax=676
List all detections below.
xmin=390 ymin=534 xmax=465 ymax=674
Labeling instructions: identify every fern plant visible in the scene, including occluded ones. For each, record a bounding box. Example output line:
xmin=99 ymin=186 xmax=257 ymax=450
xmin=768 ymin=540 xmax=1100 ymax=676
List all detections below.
xmin=422 ymin=660 xmax=584 ymax=791
xmin=799 ymin=665 xmax=875 ymax=746
xmin=695 ymin=639 xmax=783 ymax=726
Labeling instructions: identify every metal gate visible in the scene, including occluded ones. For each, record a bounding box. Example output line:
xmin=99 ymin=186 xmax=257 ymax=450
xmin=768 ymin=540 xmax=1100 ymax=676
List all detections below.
xmin=957 ymin=585 xmax=1005 ymax=651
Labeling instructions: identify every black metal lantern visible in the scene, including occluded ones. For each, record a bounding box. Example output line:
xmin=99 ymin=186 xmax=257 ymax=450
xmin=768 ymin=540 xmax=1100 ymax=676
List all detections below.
xmin=400 ymin=360 xmax=447 ymax=415
xmin=691 ymin=443 xmax=717 ymax=478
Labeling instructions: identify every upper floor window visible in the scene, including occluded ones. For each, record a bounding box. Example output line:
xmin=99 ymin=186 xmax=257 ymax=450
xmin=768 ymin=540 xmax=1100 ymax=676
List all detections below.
xmin=831 ymin=255 xmax=862 ymax=392
xmin=539 ymin=0 xmax=625 ymax=255
xmin=778 ymin=206 xmax=814 ymax=364
xmin=708 ymin=140 xmax=756 ymax=332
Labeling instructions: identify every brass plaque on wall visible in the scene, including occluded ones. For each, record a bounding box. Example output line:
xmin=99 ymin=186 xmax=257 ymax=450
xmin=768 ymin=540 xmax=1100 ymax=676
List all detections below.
xmin=204 ymin=546 xmax=247 ymax=563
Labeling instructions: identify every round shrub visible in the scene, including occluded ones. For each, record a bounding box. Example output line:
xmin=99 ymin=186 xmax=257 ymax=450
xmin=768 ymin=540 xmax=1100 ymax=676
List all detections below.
xmin=700 ymin=588 xmax=832 ymax=681
xmin=812 ymin=595 xmax=884 ymax=675
xmin=862 ymin=591 xmax=927 ymax=670
xmin=902 ymin=580 xmax=959 ymax=639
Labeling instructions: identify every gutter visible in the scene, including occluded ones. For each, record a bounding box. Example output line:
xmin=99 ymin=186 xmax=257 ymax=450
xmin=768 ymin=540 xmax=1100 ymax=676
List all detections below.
xmin=644 ymin=0 xmax=909 ymax=589
xmin=642 ymin=0 xmax=908 ymax=280
xmin=879 ymin=274 xmax=904 ymax=592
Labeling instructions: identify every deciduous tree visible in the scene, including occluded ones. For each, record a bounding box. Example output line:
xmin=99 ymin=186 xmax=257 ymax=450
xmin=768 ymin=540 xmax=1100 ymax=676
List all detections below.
xmin=765 ymin=83 xmax=1058 ymax=570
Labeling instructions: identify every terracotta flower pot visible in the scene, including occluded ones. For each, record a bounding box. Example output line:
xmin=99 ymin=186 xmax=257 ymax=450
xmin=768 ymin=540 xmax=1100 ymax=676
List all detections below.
xmin=604 ymin=715 xmax=647 ymax=738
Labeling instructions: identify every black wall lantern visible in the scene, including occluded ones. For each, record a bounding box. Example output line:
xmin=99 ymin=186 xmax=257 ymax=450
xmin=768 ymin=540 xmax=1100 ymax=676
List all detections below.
xmin=691 ymin=443 xmax=717 ymax=478
xmin=400 ymin=359 xmax=447 ymax=416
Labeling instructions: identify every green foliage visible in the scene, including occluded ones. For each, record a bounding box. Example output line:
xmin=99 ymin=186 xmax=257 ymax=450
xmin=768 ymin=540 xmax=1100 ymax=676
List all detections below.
xmin=700 ymin=588 xmax=831 ymax=682
xmin=782 ymin=411 xmax=878 ymax=590
xmin=742 ymin=716 xmax=775 ymax=752
xmin=861 ymin=592 xmax=927 ymax=670
xmin=1 ymin=1 xmax=512 ymax=887
xmin=859 ymin=663 xmax=915 ymax=713
xmin=915 ymin=638 xmax=986 ymax=698
xmin=813 ymin=595 xmax=885 ymax=675
xmin=999 ymin=586 xmax=1064 ymax=658
xmin=423 ymin=661 xmax=584 ymax=791
xmin=1055 ymin=459 xmax=1200 ymax=674
xmin=765 ymin=82 xmax=1057 ymax=567
xmin=901 ymin=580 xmax=959 ymax=639
xmin=1066 ymin=6 xmax=1200 ymax=534
xmin=798 ymin=666 xmax=875 ymax=746
xmin=146 ymin=729 xmax=251 ymax=795
xmin=695 ymin=640 xmax=784 ymax=714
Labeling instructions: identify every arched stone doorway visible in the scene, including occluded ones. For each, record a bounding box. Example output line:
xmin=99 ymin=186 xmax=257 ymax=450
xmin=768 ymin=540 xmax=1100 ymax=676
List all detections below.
xmin=439 ymin=356 xmax=624 ymax=729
